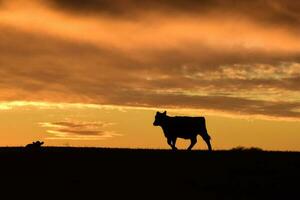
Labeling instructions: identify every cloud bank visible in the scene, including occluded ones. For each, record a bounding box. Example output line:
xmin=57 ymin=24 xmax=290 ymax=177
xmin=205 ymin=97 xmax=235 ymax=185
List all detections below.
xmin=39 ymin=120 xmax=119 ymax=140
xmin=0 ymin=0 xmax=300 ymax=120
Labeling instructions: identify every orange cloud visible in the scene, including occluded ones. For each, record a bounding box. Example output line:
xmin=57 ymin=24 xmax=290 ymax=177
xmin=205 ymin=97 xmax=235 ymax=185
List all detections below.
xmin=39 ymin=120 xmax=120 ymax=140
xmin=0 ymin=0 xmax=300 ymax=120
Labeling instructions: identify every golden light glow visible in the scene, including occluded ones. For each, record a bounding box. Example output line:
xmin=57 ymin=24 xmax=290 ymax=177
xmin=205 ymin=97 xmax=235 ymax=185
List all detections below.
xmin=1 ymin=0 xmax=300 ymax=52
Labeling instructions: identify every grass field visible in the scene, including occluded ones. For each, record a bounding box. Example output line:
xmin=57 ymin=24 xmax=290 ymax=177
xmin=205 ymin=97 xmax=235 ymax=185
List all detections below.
xmin=0 ymin=147 xmax=299 ymax=199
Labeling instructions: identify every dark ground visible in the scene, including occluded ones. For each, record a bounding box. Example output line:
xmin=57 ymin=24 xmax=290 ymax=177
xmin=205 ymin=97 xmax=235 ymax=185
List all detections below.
xmin=0 ymin=147 xmax=299 ymax=199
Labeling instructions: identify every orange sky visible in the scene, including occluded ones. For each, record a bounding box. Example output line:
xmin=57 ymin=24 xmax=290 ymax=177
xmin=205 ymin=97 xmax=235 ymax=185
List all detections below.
xmin=0 ymin=0 xmax=300 ymax=150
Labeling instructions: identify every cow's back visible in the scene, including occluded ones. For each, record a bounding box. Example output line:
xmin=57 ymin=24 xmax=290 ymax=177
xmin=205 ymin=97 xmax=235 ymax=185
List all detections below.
xmin=162 ymin=116 xmax=206 ymax=137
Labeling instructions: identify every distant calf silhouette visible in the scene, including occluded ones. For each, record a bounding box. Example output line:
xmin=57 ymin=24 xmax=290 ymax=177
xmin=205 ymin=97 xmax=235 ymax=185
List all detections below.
xmin=25 ymin=141 xmax=44 ymax=149
xmin=153 ymin=111 xmax=212 ymax=151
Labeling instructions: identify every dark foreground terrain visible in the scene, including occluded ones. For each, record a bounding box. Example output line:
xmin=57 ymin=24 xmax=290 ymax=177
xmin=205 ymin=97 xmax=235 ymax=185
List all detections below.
xmin=0 ymin=147 xmax=299 ymax=199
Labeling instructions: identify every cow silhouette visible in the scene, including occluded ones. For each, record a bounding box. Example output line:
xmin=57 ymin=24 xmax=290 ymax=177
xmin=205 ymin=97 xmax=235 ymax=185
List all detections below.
xmin=153 ymin=111 xmax=212 ymax=151
xmin=25 ymin=141 xmax=44 ymax=149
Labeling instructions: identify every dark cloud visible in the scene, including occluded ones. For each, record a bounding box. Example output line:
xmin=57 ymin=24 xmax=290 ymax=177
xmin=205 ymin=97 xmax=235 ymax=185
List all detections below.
xmin=48 ymin=0 xmax=300 ymax=32
xmin=1 ymin=26 xmax=300 ymax=119
xmin=48 ymin=0 xmax=299 ymax=17
xmin=93 ymin=90 xmax=300 ymax=119
xmin=39 ymin=121 xmax=117 ymax=139
xmin=48 ymin=0 xmax=219 ymax=16
xmin=1 ymin=1 xmax=300 ymax=120
xmin=137 ymin=48 xmax=300 ymax=74
xmin=55 ymin=129 xmax=103 ymax=136
xmin=53 ymin=121 xmax=107 ymax=129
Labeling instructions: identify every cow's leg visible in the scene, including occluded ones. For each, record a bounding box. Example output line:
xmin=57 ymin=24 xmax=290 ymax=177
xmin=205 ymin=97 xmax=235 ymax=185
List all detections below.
xmin=205 ymin=139 xmax=212 ymax=151
xmin=171 ymin=137 xmax=178 ymax=150
xmin=200 ymin=133 xmax=212 ymax=151
xmin=187 ymin=136 xmax=197 ymax=150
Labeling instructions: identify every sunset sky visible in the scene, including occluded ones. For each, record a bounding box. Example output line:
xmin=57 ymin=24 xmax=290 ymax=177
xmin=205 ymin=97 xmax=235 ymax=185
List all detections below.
xmin=1 ymin=0 xmax=300 ymax=150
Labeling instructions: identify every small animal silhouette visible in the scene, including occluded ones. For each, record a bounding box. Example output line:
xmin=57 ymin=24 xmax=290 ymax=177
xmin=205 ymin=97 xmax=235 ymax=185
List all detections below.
xmin=25 ymin=141 xmax=44 ymax=149
xmin=153 ymin=111 xmax=212 ymax=151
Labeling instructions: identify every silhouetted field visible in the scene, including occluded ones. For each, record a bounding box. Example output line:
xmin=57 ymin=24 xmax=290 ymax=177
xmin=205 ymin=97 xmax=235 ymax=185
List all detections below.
xmin=0 ymin=147 xmax=299 ymax=199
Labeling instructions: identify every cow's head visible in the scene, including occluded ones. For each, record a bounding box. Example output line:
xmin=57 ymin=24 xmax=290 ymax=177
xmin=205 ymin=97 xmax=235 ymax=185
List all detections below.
xmin=34 ymin=141 xmax=44 ymax=147
xmin=153 ymin=111 xmax=167 ymax=126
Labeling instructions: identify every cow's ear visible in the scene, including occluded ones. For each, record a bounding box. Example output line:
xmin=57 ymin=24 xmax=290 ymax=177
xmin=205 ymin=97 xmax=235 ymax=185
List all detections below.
xmin=163 ymin=111 xmax=167 ymax=115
